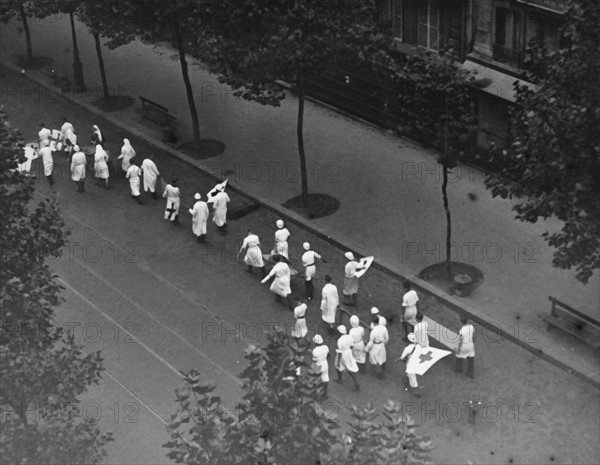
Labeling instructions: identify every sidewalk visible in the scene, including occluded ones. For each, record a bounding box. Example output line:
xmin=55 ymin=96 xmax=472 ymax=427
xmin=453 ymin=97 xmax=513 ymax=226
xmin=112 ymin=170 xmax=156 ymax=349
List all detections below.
xmin=1 ymin=15 xmax=598 ymax=388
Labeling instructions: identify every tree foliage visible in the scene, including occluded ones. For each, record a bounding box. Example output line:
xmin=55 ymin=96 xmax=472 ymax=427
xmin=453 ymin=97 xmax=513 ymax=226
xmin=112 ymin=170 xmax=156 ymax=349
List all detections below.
xmin=191 ymin=0 xmax=387 ymax=203
xmin=485 ymin=0 xmax=600 ymax=283
xmin=164 ymin=328 xmax=432 ymax=465
xmin=0 ymin=110 xmax=110 ymax=464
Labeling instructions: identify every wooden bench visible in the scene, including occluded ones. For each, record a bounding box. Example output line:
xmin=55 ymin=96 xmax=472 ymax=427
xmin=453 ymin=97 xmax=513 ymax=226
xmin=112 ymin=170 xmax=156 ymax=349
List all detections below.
xmin=541 ymin=296 xmax=600 ymax=349
xmin=139 ymin=97 xmax=177 ymax=127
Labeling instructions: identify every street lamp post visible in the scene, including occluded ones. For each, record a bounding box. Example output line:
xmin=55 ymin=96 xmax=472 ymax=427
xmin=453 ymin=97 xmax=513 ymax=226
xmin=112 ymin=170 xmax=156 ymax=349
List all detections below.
xmin=69 ymin=10 xmax=86 ymax=93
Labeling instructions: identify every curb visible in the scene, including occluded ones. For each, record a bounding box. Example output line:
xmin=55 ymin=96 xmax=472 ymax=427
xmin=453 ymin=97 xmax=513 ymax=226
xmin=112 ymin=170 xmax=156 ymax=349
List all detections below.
xmin=6 ymin=61 xmax=598 ymax=391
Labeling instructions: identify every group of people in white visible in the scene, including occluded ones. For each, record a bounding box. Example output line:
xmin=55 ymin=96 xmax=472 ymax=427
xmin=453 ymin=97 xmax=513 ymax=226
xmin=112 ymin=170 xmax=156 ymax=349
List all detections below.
xmin=35 ymin=120 xmax=231 ymax=242
xmin=34 ymin=119 xmax=476 ymax=397
xmin=236 ymin=219 xmax=476 ymax=395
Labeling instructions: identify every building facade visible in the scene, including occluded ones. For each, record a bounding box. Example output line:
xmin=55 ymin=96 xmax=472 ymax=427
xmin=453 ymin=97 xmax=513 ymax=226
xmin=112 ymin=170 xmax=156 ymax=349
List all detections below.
xmin=381 ymin=0 xmax=566 ymax=148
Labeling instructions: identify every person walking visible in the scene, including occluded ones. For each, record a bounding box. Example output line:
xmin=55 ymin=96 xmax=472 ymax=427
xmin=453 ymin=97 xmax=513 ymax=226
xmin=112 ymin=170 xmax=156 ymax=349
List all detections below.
xmin=311 ymin=335 xmax=330 ymax=397
xmin=126 ymin=161 xmax=143 ymax=205
xmin=365 ymin=316 xmax=388 ymax=379
xmin=163 ymin=179 xmax=181 ymax=224
xmin=343 ymin=252 xmax=364 ymax=307
xmin=455 ymin=315 xmax=475 ymax=379
xmin=141 ymin=155 xmax=160 ymax=200
xmin=291 ymin=300 xmax=308 ymax=340
xmin=91 ymin=124 xmax=104 ymax=146
xmin=118 ymin=138 xmax=136 ymax=179
xmin=349 ymin=315 xmax=366 ymax=373
xmin=189 ymin=193 xmax=209 ymax=243
xmin=261 ymin=254 xmax=293 ymax=309
xmin=39 ymin=144 xmax=55 ymax=186
xmin=273 ymin=219 xmax=290 ymax=259
xmin=301 ymin=242 xmax=324 ymax=301
xmin=93 ymin=144 xmax=110 ymax=188
xmin=238 ymin=230 xmax=266 ymax=277
xmin=334 ymin=325 xmax=360 ymax=391
xmin=320 ymin=275 xmax=339 ymax=333
xmin=60 ymin=117 xmax=77 ymax=158
xmin=211 ymin=184 xmax=230 ymax=235
xmin=70 ymin=145 xmax=86 ymax=193
xmin=38 ymin=123 xmax=51 ymax=148
xmin=397 ymin=333 xmax=420 ymax=394
xmin=414 ymin=312 xmax=429 ymax=348
xmin=401 ymin=281 xmax=419 ymax=337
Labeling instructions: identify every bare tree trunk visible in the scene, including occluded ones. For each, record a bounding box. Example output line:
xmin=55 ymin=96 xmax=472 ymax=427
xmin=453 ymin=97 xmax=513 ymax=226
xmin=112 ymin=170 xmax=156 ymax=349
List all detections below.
xmin=442 ymin=163 xmax=452 ymax=279
xmin=69 ymin=11 xmax=86 ymax=92
xmin=19 ymin=3 xmax=33 ymax=63
xmin=296 ymin=68 xmax=309 ymax=208
xmin=174 ymin=13 xmax=200 ymax=144
xmin=93 ymin=32 xmax=110 ymax=103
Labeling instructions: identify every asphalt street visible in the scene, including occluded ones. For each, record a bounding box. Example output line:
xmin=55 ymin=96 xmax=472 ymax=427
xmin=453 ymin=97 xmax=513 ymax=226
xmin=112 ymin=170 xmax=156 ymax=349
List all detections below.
xmin=2 ymin=65 xmax=599 ymax=464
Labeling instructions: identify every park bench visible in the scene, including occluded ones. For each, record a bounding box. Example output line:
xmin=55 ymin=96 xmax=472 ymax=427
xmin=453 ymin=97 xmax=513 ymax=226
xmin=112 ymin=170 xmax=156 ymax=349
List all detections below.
xmin=139 ymin=97 xmax=178 ymax=143
xmin=541 ymin=296 xmax=600 ymax=350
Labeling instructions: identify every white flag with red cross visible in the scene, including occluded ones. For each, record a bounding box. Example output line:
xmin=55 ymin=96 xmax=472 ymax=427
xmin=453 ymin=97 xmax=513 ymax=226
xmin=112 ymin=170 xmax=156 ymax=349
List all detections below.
xmin=406 ymin=345 xmax=452 ymax=376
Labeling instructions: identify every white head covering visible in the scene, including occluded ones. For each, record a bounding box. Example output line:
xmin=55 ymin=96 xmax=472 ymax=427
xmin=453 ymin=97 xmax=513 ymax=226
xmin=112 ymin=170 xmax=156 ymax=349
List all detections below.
xmin=93 ymin=124 xmax=102 ymax=141
xmin=276 ymin=220 xmax=284 ymax=228
xmin=379 ymin=316 xmax=387 ymax=327
xmin=73 ymin=145 xmax=80 ymax=151
xmin=407 ymin=333 xmax=417 ymax=343
xmin=313 ymin=334 xmax=323 ymax=344
xmin=337 ymin=325 xmax=347 ymax=335
xmin=345 ymin=252 xmax=354 ymax=261
xmin=123 ymin=138 xmax=131 ymax=148
xmin=195 ymin=193 xmax=201 ymax=200
xmin=94 ymin=144 xmax=104 ymax=155
xmin=370 ymin=307 xmax=380 ymax=315
xmin=350 ymin=315 xmax=359 ymax=328
xmin=303 ymin=242 xmax=310 ymax=250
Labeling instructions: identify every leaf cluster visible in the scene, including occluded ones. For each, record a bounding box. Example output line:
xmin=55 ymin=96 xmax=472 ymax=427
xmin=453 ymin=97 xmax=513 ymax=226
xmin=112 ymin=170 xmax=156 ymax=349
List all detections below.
xmin=485 ymin=0 xmax=600 ymax=283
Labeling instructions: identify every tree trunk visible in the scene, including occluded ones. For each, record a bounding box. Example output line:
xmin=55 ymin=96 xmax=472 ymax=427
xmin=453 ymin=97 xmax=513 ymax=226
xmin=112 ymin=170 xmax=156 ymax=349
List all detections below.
xmin=174 ymin=13 xmax=200 ymax=144
xmin=442 ymin=164 xmax=452 ymax=279
xmin=296 ymin=69 xmax=309 ymax=208
xmin=19 ymin=3 xmax=33 ymax=63
xmin=93 ymin=32 xmax=110 ymax=103
xmin=69 ymin=11 xmax=86 ymax=92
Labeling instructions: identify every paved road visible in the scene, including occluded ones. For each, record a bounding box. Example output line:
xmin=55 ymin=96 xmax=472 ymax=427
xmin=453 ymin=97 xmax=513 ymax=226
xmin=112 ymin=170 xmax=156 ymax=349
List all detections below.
xmin=2 ymin=63 xmax=599 ymax=464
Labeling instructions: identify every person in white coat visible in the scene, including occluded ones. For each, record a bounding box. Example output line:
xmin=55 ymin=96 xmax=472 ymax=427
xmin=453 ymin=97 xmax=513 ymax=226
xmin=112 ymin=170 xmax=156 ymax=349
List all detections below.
xmin=311 ymin=335 xmax=330 ymax=397
xmin=141 ymin=155 xmax=160 ymax=199
xmin=163 ymin=179 xmax=181 ymax=224
xmin=126 ymin=161 xmax=143 ymax=204
xmin=343 ymin=252 xmax=364 ymax=307
xmin=365 ymin=316 xmax=388 ymax=379
xmin=61 ymin=118 xmax=77 ymax=157
xmin=211 ymin=185 xmax=230 ymax=235
xmin=334 ymin=325 xmax=360 ymax=391
xmin=238 ymin=230 xmax=266 ymax=277
xmin=320 ymin=275 xmax=339 ymax=332
xmin=291 ymin=301 xmax=308 ymax=340
xmin=397 ymin=333 xmax=420 ymax=392
xmin=189 ymin=193 xmax=209 ymax=243
xmin=91 ymin=124 xmax=104 ymax=146
xmin=402 ymin=281 xmax=419 ymax=337
xmin=261 ymin=255 xmax=293 ymax=310
xmin=118 ymin=138 xmax=136 ymax=177
xmin=349 ymin=315 xmax=366 ymax=373
xmin=70 ymin=145 xmax=86 ymax=192
xmin=273 ymin=219 xmax=290 ymax=259
xmin=93 ymin=144 xmax=109 ymax=188
xmin=301 ymin=242 xmax=324 ymax=301
xmin=39 ymin=145 xmax=55 ymax=186
xmin=38 ymin=123 xmax=51 ymax=148
xmin=454 ymin=315 xmax=475 ymax=379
